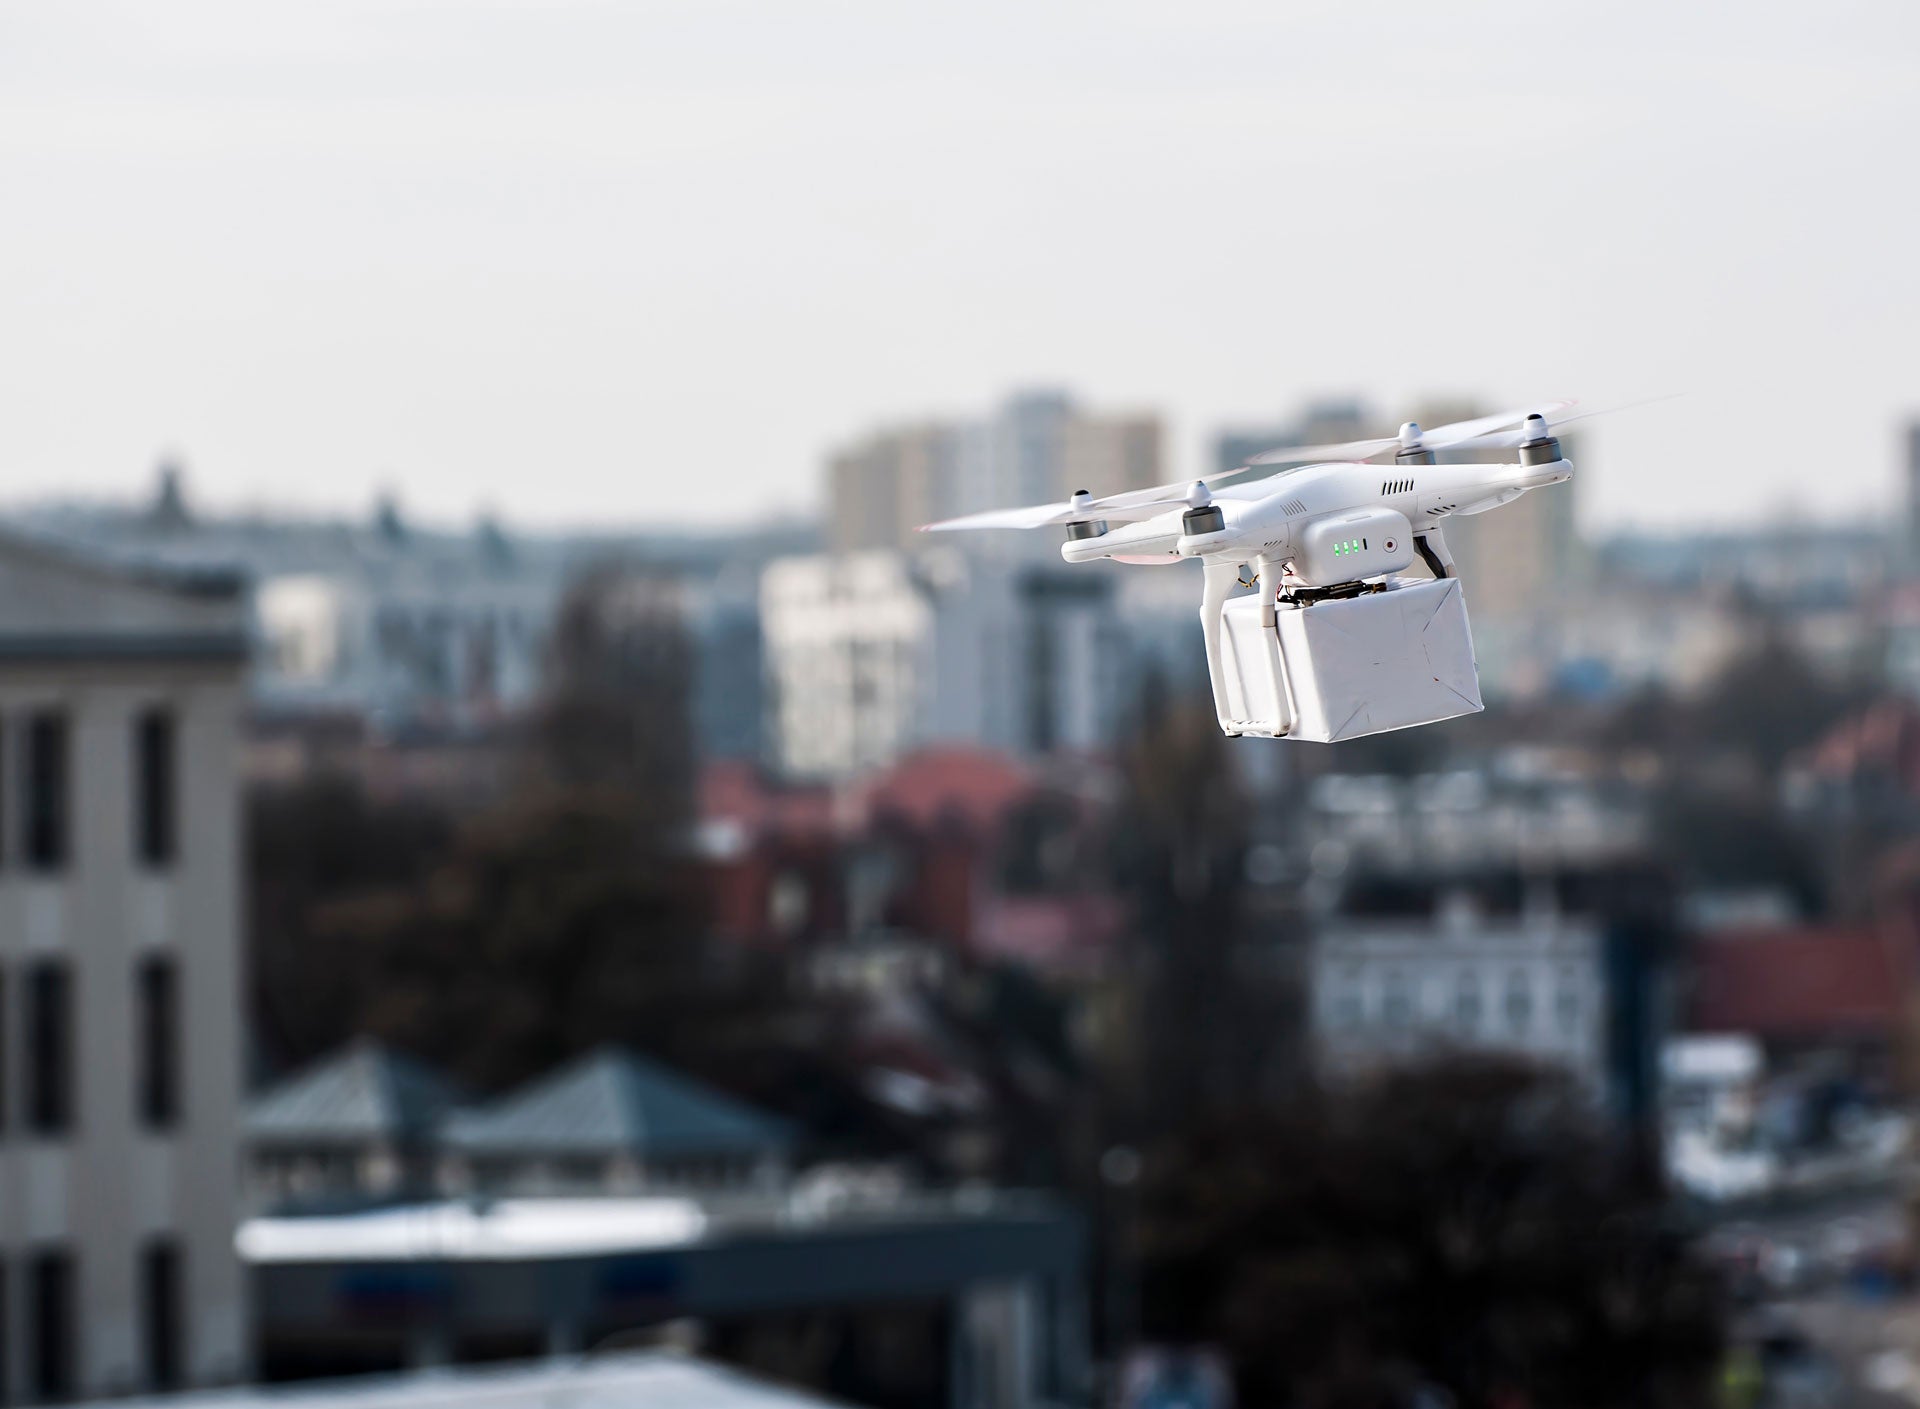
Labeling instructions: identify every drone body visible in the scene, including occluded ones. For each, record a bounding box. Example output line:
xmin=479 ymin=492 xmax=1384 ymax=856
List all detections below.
xmin=924 ymin=402 xmax=1588 ymax=741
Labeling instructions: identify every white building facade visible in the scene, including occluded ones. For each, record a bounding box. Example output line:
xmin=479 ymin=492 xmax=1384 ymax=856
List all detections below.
xmin=1311 ymin=890 xmax=1608 ymax=1089
xmin=0 ymin=532 xmax=250 ymax=1401
xmin=760 ymin=549 xmax=1121 ymax=780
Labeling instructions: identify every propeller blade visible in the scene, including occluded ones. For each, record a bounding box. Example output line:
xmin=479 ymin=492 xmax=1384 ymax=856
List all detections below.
xmin=1547 ymin=392 xmax=1682 ymax=428
xmin=1434 ymin=428 xmax=1531 ymax=453
xmin=1089 ymin=469 xmax=1256 ymax=512
xmin=920 ymin=503 xmax=1081 ymax=532
xmin=1419 ymin=399 xmax=1578 ymax=448
xmin=920 ymin=482 xmax=1217 ymax=532
xmin=1434 ymin=395 xmax=1680 ymax=454
xmin=917 ymin=392 xmax=1663 ymax=532
xmin=1246 ymin=434 xmax=1401 ymax=466
xmin=1243 ymin=400 xmax=1580 ymax=465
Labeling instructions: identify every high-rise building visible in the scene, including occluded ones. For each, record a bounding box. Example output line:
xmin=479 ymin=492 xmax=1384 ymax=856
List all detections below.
xmin=1062 ymin=412 xmax=1162 ymax=502
xmin=1391 ymin=398 xmax=1584 ymax=610
xmin=825 ymin=391 xmax=1165 ymax=553
xmin=826 ymin=423 xmax=959 ymax=556
xmin=987 ymin=390 xmax=1075 ymax=512
xmin=0 ymin=528 xmax=250 ymax=1401
xmin=1435 ymin=454 xmax=1583 ymax=610
xmin=1213 ymin=398 xmax=1370 ymax=479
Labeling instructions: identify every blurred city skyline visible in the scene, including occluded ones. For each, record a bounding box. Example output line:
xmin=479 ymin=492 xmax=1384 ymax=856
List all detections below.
xmin=3 ymin=0 xmax=1917 ymax=533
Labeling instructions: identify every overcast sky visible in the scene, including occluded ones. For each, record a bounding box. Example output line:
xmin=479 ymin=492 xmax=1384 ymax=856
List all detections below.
xmin=3 ymin=0 xmax=1916 ymax=534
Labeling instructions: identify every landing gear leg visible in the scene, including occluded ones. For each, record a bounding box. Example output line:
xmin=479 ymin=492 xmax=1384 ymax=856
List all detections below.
xmin=1414 ymin=526 xmax=1455 ymax=580
xmin=1199 ymin=557 xmax=1243 ymax=735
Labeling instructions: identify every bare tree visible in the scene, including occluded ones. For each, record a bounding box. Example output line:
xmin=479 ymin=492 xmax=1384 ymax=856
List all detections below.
xmin=1136 ymin=1054 xmax=1725 ymax=1409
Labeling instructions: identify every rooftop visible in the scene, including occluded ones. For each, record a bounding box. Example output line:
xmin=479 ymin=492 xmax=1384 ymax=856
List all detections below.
xmin=442 ymin=1046 xmax=793 ymax=1160
xmin=247 ymin=1040 xmax=464 ymax=1148
xmin=1687 ymin=925 xmax=1913 ymax=1041
xmin=853 ymin=746 xmax=1034 ymax=833
xmin=0 ymin=520 xmax=250 ymax=661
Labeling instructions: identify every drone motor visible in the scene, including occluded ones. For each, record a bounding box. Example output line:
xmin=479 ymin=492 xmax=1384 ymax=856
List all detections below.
xmin=1180 ymin=480 xmax=1225 ymax=536
xmin=1517 ymin=414 xmax=1563 ymax=466
xmin=1063 ymin=489 xmax=1108 ymax=540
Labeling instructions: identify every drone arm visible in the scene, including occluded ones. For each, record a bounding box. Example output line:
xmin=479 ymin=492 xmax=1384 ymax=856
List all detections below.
xmin=1414 ymin=526 xmax=1455 ymax=580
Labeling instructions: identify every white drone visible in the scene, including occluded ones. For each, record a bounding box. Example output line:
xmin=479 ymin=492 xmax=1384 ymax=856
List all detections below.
xmin=923 ymin=401 xmax=1606 ymax=742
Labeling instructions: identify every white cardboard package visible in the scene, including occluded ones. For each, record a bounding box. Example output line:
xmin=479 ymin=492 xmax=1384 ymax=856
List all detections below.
xmin=1217 ymin=576 xmax=1483 ymax=742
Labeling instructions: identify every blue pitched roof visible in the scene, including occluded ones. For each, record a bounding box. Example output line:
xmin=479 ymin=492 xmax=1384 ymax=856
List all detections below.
xmin=247 ymin=1040 xmax=462 ymax=1147
xmin=443 ymin=1046 xmax=792 ymax=1161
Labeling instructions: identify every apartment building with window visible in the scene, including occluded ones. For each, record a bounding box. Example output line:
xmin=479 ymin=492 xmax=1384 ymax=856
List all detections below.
xmin=0 ymin=528 xmax=249 ymax=1402
xmin=1311 ymin=880 xmax=1610 ymax=1092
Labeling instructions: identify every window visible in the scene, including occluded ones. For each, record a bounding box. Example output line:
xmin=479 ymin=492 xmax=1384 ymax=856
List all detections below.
xmin=29 ymin=1248 xmax=75 ymax=1403
xmin=1555 ymin=966 xmax=1582 ymax=1032
xmin=138 ymin=957 xmax=180 ymax=1130
xmin=26 ymin=962 xmax=72 ymax=1136
xmin=1331 ymin=963 xmax=1365 ymax=1029
xmin=24 ymin=712 xmax=69 ymax=872
xmin=1504 ymin=968 xmax=1534 ymax=1038
xmin=1454 ymin=970 xmax=1483 ymax=1034
xmin=135 ymin=708 xmax=177 ymax=868
xmin=1381 ymin=970 xmax=1412 ymax=1029
xmin=142 ymin=1239 xmax=183 ymax=1391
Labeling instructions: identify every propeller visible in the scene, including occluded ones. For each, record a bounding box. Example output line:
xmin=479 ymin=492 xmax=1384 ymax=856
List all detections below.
xmin=1244 ymin=400 xmax=1577 ymax=466
xmin=1426 ymin=395 xmax=1681 ymax=453
xmin=920 ymin=476 xmax=1223 ymax=533
xmin=917 ymin=396 xmax=1675 ymax=533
